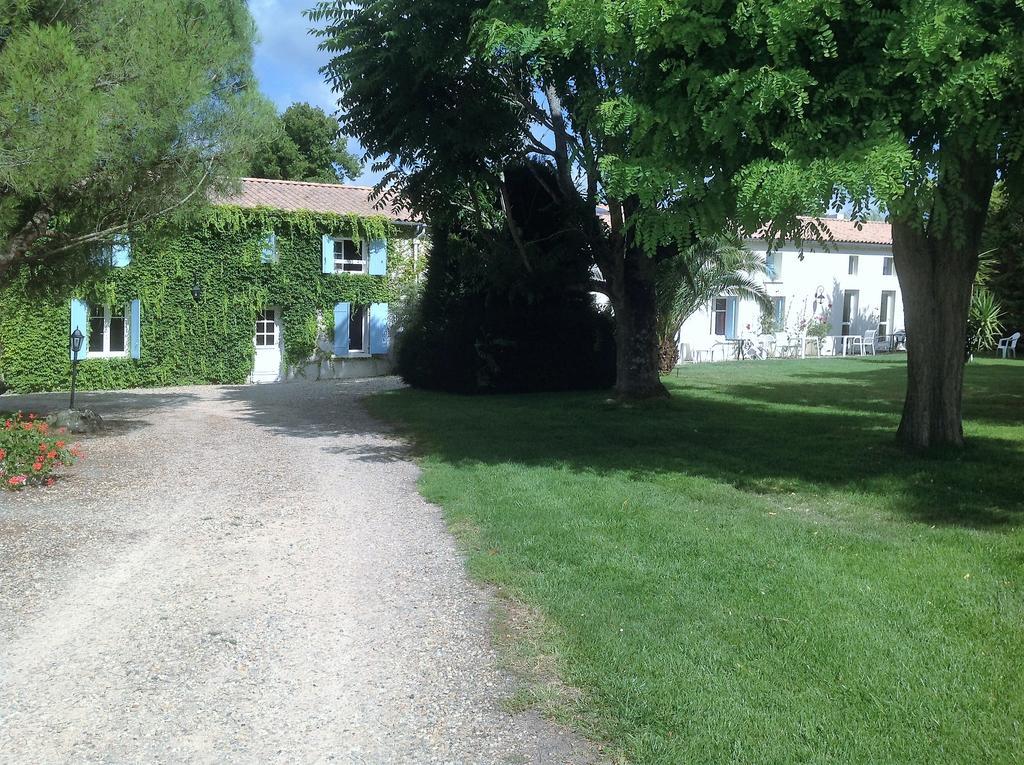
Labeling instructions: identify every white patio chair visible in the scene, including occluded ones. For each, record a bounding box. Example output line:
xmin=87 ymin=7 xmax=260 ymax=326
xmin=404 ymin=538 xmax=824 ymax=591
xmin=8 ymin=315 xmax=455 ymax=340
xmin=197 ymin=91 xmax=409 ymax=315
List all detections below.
xmin=847 ymin=334 xmax=865 ymax=356
xmin=756 ymin=334 xmax=777 ymax=359
xmin=862 ymin=329 xmax=878 ymax=356
xmin=692 ymin=347 xmax=715 ymax=363
xmin=998 ymin=331 xmax=1020 ymax=359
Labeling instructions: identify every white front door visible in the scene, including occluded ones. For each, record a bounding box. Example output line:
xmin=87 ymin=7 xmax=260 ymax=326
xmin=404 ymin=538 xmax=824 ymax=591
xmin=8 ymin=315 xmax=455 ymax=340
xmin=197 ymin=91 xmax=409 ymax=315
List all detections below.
xmin=252 ymin=308 xmax=283 ymax=383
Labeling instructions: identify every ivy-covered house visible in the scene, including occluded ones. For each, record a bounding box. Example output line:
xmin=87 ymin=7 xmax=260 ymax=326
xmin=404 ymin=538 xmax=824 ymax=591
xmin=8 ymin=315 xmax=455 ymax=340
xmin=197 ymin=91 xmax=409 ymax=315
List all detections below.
xmin=0 ymin=178 xmax=426 ymax=393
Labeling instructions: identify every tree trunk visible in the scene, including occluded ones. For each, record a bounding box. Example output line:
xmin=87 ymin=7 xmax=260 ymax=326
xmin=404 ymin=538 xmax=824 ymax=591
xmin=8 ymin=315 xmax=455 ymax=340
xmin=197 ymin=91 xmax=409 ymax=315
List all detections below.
xmin=612 ymin=244 xmax=669 ymax=399
xmin=891 ymin=148 xmax=994 ymax=449
xmin=659 ymin=334 xmax=679 ymax=374
xmin=892 ymin=223 xmax=975 ymax=448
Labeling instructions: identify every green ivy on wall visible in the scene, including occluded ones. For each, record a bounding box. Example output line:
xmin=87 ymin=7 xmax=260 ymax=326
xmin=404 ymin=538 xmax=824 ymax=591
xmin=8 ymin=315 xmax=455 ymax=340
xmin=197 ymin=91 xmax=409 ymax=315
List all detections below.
xmin=0 ymin=207 xmax=407 ymax=393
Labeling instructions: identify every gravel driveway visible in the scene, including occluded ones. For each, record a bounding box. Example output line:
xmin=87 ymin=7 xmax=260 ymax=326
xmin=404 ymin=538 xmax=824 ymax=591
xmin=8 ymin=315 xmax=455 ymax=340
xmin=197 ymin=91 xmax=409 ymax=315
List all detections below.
xmin=0 ymin=380 xmax=597 ymax=764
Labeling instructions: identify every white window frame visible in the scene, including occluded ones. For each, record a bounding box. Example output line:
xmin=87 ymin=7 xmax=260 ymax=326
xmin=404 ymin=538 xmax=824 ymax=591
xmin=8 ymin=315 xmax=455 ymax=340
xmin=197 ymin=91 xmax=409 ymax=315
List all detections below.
xmin=334 ymin=238 xmax=368 ymax=274
xmin=879 ymin=290 xmax=896 ymax=339
xmin=254 ymin=308 xmax=279 ymax=349
xmin=772 ymin=296 xmax=786 ymax=327
xmin=88 ymin=303 xmax=129 ymax=358
xmin=848 ymin=255 xmax=859 ymax=276
xmin=349 ymin=304 xmax=370 ymax=354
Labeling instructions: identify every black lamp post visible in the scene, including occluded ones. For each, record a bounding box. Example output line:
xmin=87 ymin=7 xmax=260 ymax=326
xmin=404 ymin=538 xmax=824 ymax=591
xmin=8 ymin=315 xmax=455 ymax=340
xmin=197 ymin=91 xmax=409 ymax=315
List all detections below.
xmin=191 ymin=273 xmax=203 ymax=303
xmin=69 ymin=328 xmax=85 ymax=410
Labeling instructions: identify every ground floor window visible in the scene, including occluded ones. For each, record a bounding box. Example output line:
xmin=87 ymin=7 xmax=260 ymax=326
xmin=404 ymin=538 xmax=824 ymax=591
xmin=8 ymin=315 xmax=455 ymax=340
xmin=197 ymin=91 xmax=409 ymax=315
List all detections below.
xmin=879 ymin=290 xmax=896 ymax=339
xmin=712 ymin=298 xmax=728 ymax=336
xmin=350 ymin=305 xmax=368 ymax=353
xmin=255 ymin=309 xmax=278 ymax=348
xmin=772 ymin=296 xmax=786 ymax=328
xmin=88 ymin=303 xmax=128 ymax=356
xmin=841 ymin=290 xmax=859 ymax=336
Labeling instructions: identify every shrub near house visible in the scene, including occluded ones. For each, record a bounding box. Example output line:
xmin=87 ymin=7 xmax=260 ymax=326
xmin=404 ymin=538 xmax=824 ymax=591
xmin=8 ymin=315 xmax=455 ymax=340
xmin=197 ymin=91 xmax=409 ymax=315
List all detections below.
xmin=0 ymin=180 xmax=421 ymax=394
xmin=0 ymin=413 xmax=80 ymax=489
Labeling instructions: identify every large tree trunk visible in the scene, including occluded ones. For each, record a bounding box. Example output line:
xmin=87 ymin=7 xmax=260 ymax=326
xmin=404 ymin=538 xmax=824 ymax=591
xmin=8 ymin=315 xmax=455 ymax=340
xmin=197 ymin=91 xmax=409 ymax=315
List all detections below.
xmin=891 ymin=152 xmax=995 ymax=449
xmin=612 ymin=244 xmax=669 ymax=399
xmin=892 ymin=223 xmax=976 ymax=448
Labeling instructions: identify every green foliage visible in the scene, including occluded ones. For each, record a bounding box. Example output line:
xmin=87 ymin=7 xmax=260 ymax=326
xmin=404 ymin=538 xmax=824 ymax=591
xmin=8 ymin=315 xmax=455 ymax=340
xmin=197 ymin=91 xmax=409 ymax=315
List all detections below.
xmin=982 ymin=183 xmax=1024 ymax=333
xmin=395 ymin=164 xmax=615 ymax=394
xmin=0 ymin=0 xmax=274 ymax=277
xmin=0 ymin=208 xmax=398 ymax=393
xmin=250 ymin=102 xmax=361 ymax=183
xmin=967 ymin=289 xmax=1005 ymax=357
xmin=656 ymin=235 xmax=772 ymax=367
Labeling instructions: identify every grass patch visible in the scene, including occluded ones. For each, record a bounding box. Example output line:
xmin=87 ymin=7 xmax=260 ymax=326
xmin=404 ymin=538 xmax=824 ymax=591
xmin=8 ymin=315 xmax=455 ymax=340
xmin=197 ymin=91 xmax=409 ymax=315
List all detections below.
xmin=367 ymin=357 xmax=1024 ymax=764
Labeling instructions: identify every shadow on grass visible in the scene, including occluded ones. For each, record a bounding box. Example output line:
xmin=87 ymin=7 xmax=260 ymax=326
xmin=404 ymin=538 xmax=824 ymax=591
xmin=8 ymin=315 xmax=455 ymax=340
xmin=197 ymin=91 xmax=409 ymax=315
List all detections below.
xmin=713 ymin=357 xmax=1023 ymax=427
xmin=367 ymin=359 xmax=1023 ymax=530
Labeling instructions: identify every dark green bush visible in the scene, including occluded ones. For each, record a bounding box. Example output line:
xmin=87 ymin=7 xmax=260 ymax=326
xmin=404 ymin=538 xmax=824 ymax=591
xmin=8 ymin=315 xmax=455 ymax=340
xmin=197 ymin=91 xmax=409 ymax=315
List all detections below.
xmin=396 ymin=164 xmax=615 ymax=393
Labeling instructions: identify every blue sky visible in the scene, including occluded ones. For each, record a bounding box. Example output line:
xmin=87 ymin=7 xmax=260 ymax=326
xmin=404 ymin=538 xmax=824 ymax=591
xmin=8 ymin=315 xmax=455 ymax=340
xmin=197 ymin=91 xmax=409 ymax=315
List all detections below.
xmin=250 ymin=1 xmax=377 ymax=184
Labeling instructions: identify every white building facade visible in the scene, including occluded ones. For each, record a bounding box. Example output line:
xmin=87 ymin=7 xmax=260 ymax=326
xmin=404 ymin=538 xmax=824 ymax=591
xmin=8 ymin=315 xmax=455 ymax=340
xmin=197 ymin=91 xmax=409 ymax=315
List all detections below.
xmin=676 ymin=219 xmax=904 ymax=360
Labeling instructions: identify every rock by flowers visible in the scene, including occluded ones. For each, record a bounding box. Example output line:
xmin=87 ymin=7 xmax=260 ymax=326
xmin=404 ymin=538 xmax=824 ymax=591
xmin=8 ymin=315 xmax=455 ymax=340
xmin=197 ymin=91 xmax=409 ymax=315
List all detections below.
xmin=0 ymin=412 xmax=82 ymax=490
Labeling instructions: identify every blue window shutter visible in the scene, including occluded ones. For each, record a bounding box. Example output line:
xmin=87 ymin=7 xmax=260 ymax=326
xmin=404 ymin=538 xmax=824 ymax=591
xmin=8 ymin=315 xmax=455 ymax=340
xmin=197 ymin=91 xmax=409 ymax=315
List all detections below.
xmin=726 ymin=297 xmax=739 ymax=339
xmin=261 ymin=231 xmax=277 ymax=263
xmin=130 ymin=300 xmax=141 ymax=359
xmin=70 ymin=299 xmax=89 ymax=360
xmin=333 ymin=302 xmax=350 ymax=356
xmin=369 ymin=303 xmax=390 ymax=354
xmin=322 ymin=235 xmax=334 ymax=274
xmin=112 ymin=235 xmax=131 ymax=267
xmin=368 ymin=239 xmax=387 ymax=276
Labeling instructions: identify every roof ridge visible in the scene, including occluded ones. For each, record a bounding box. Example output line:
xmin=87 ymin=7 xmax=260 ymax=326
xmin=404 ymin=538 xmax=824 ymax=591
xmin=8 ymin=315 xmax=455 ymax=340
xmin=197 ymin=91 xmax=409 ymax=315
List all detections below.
xmin=240 ymin=177 xmax=379 ymax=191
xmin=798 ymin=215 xmax=890 ymax=226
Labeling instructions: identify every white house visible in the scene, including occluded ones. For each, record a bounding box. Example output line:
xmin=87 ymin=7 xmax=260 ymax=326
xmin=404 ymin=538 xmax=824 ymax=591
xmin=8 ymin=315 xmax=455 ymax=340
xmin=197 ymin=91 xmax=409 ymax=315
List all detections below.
xmin=676 ymin=218 xmax=903 ymax=360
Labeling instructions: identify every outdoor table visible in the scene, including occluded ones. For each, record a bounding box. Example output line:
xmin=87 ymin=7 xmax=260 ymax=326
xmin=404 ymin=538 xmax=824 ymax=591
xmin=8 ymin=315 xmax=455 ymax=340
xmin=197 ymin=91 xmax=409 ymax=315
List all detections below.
xmin=828 ymin=335 xmax=860 ymax=356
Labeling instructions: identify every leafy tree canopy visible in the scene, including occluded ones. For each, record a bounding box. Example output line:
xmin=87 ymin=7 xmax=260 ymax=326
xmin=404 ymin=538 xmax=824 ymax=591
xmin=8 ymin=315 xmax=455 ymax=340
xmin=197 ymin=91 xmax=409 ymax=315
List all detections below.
xmin=249 ymin=102 xmax=361 ymax=184
xmin=0 ymin=0 xmax=274 ymax=279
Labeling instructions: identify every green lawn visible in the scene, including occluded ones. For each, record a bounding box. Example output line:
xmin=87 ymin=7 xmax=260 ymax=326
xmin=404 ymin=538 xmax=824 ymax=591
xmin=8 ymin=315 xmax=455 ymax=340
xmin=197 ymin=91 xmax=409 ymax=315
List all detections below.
xmin=367 ymin=357 xmax=1023 ymax=764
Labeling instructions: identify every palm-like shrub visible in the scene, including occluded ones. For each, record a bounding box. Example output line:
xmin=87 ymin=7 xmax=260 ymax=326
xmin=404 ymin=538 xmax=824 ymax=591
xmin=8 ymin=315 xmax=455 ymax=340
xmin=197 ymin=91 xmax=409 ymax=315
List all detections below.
xmin=966 ymin=289 xmax=1005 ymax=359
xmin=656 ymin=235 xmax=772 ymax=371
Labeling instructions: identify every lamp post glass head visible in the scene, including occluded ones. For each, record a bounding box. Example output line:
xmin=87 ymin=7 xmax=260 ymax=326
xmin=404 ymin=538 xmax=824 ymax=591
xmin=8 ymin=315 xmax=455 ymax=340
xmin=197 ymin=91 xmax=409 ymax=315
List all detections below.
xmin=191 ymin=276 xmax=202 ymax=303
xmin=70 ymin=328 xmax=85 ymax=355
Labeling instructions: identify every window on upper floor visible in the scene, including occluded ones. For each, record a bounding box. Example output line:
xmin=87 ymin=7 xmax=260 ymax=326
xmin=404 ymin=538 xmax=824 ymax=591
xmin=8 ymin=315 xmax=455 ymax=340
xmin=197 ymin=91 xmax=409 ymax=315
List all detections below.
xmin=765 ymin=252 xmax=783 ymax=280
xmin=883 ymin=256 xmax=894 ymax=276
xmin=261 ymin=231 xmax=278 ymax=264
xmin=334 ymin=238 xmax=367 ymax=274
xmin=848 ymin=255 xmax=859 ymax=276
xmin=88 ymin=303 xmax=128 ymax=357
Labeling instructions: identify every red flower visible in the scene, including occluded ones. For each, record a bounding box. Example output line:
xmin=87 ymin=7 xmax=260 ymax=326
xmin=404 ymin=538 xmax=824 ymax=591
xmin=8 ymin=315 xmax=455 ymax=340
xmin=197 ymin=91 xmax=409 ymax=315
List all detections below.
xmin=0 ymin=449 xmax=5 ymax=461
xmin=56 ymin=441 xmax=66 ymax=448
xmin=9 ymin=475 xmax=27 ymax=486
xmin=47 ymin=451 xmax=58 ymax=459
xmin=45 ymin=478 xmax=56 ymax=487
xmin=28 ymin=413 xmax=36 ymax=420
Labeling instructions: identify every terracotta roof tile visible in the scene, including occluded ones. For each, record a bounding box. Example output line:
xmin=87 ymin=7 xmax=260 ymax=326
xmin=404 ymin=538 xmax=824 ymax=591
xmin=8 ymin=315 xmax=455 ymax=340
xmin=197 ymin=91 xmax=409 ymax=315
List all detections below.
xmin=218 ymin=178 xmax=419 ymax=223
xmin=755 ymin=216 xmax=892 ymax=246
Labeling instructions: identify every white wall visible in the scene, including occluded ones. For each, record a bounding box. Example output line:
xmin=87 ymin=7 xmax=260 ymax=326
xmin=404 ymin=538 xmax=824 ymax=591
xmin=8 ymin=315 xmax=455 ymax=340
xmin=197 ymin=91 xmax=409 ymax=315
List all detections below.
xmin=677 ymin=240 xmax=905 ymax=360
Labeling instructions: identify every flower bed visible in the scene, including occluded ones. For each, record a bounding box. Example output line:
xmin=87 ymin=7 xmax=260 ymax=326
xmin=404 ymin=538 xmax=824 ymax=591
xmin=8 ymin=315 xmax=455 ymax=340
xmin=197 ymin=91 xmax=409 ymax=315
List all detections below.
xmin=0 ymin=412 xmax=82 ymax=489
